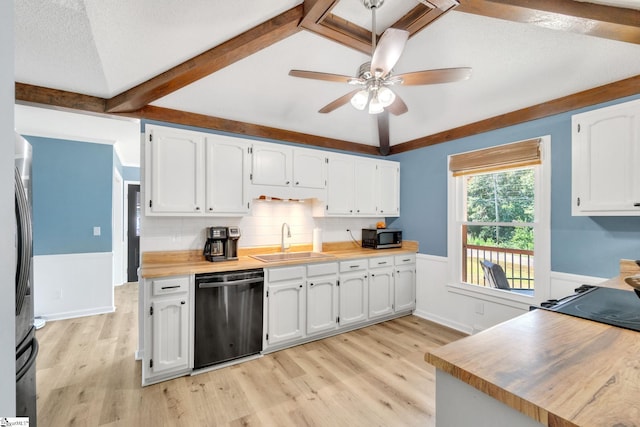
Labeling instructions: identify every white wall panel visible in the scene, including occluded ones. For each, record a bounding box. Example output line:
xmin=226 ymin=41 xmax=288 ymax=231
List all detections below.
xmin=415 ymin=254 xmax=607 ymax=335
xmin=33 ymin=252 xmax=115 ymax=320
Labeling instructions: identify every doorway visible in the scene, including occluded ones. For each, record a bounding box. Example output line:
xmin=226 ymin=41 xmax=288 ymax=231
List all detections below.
xmin=127 ymin=184 xmax=140 ymax=282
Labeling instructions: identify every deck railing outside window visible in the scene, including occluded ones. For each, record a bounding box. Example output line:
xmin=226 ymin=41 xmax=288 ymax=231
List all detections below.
xmin=463 ymin=242 xmax=535 ymax=290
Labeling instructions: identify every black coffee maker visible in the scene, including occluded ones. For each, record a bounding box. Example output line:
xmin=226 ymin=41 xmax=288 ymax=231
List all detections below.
xmin=203 ymin=226 xmax=228 ymax=262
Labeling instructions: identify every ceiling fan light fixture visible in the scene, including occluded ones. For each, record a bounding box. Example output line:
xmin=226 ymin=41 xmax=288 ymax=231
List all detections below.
xmin=368 ymin=94 xmax=384 ymax=114
xmin=377 ymin=86 xmax=395 ymax=107
xmin=350 ymin=90 xmax=369 ymax=110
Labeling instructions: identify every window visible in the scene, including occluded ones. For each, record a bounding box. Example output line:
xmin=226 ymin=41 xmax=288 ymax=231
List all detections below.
xmin=447 ymin=137 xmax=550 ymax=303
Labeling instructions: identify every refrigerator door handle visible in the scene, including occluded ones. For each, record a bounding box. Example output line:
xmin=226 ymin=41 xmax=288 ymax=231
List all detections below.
xmin=15 ymin=167 xmax=32 ymax=314
xmin=16 ymin=337 xmax=38 ymax=382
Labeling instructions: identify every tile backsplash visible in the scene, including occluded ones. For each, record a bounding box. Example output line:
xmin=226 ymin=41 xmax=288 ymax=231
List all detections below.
xmin=140 ymin=199 xmax=381 ymax=253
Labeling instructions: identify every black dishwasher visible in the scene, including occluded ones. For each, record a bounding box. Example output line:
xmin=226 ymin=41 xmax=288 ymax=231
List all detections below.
xmin=194 ymin=269 xmax=264 ymax=369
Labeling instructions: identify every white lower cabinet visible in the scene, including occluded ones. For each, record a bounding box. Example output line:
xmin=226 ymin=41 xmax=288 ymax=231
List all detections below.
xmin=394 ymin=264 xmax=416 ymax=312
xmin=266 ymin=267 xmax=306 ymax=346
xmin=143 ymin=275 xmax=192 ymax=385
xmin=338 ymin=259 xmax=369 ymax=327
xmin=262 ymin=254 xmax=415 ymax=352
xmin=368 ymin=264 xmax=394 ymax=319
xmin=306 ymin=263 xmax=339 ymax=336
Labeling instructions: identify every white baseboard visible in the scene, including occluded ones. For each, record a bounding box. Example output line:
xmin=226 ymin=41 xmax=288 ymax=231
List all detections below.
xmin=41 ymin=305 xmax=115 ymax=322
xmin=413 ymin=309 xmax=473 ymax=335
xmin=34 ymin=252 xmax=114 ymax=320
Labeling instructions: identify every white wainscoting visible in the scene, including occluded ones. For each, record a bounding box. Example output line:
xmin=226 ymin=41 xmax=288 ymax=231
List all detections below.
xmin=33 ymin=252 xmax=115 ymax=320
xmin=414 ymin=254 xmax=607 ymax=335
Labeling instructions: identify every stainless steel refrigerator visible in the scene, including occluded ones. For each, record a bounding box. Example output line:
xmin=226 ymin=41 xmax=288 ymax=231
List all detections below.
xmin=15 ymin=133 xmax=37 ymax=425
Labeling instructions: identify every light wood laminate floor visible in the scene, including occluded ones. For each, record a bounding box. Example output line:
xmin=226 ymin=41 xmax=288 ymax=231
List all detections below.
xmin=36 ymin=282 xmax=465 ymax=426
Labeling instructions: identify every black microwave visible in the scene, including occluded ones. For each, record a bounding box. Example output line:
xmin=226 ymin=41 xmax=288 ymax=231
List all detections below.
xmin=361 ymin=228 xmax=402 ymax=249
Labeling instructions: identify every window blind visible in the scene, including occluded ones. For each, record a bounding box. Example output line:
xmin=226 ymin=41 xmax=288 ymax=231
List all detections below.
xmin=449 ymin=138 xmax=541 ymax=177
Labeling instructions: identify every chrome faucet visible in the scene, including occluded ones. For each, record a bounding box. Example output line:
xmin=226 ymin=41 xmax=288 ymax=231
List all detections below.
xmin=281 ymin=222 xmax=291 ymax=252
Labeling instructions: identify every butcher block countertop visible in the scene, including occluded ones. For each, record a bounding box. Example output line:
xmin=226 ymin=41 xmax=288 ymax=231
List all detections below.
xmin=426 ymin=261 xmax=640 ymax=427
xmin=140 ymin=240 xmax=419 ymax=278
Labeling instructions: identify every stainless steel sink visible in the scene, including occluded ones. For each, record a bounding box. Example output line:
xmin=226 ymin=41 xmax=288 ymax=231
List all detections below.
xmin=250 ymin=252 xmax=335 ymax=263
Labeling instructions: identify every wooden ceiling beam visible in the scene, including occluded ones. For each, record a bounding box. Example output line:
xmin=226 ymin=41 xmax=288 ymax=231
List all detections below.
xmin=15 ymin=82 xmax=106 ymax=113
xmin=118 ymin=105 xmax=381 ymax=155
xmin=390 ymin=74 xmax=640 ymax=155
xmin=299 ymin=0 xmax=459 ymax=54
xmin=457 ymin=0 xmax=640 ymax=45
xmin=104 ymin=5 xmax=304 ymax=114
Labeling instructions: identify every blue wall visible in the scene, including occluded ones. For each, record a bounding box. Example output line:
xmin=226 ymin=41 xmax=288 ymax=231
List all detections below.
xmin=26 ymin=136 xmax=113 ymax=255
xmin=389 ymin=94 xmax=640 ymax=279
xmin=112 ymin=150 xmax=140 ymax=182
xmin=122 ymin=166 xmax=140 ymax=182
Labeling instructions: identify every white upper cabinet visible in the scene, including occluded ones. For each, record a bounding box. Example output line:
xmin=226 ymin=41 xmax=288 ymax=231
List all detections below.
xmin=354 ymin=159 xmax=378 ymax=216
xmin=145 ymin=124 xmax=399 ymax=218
xmin=572 ymin=98 xmax=640 ymax=216
xmin=145 ymin=125 xmax=250 ymax=216
xmin=205 ymin=138 xmax=250 ymax=214
xmin=325 ymin=154 xmax=355 ymax=215
xmin=293 ymin=148 xmax=326 ymax=189
xmin=251 ymin=144 xmax=292 ymax=187
xmin=146 ymin=125 xmax=205 ymax=215
xmin=318 ymin=153 xmax=400 ymax=217
xmin=378 ymin=161 xmax=400 ymax=216
xmin=250 ymin=143 xmax=327 ymax=200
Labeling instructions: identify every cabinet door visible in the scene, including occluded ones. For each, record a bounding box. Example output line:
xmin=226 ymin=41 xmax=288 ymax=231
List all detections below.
xmin=205 ymin=138 xmax=250 ymax=214
xmin=326 ymin=155 xmax=355 ymax=215
xmin=306 ymin=276 xmax=338 ymax=336
xmin=252 ymin=144 xmax=292 ymax=187
xmin=294 ymin=149 xmax=326 ymax=189
xmin=368 ymin=267 xmax=394 ymax=318
xmin=267 ymin=280 xmax=305 ymax=345
xmin=339 ymin=273 xmax=368 ymax=326
xmin=572 ymin=100 xmax=640 ymax=215
xmin=378 ymin=161 xmax=400 ymax=216
xmin=151 ymin=296 xmax=189 ymax=375
xmin=354 ymin=159 xmax=378 ymax=216
xmin=146 ymin=126 xmax=205 ymax=214
xmin=395 ymin=264 xmax=416 ymax=312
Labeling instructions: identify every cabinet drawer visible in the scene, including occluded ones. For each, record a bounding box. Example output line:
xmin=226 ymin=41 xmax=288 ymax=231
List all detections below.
xmin=369 ymin=256 xmax=394 ymax=269
xmin=307 ymin=262 xmax=338 ymax=277
xmin=339 ymin=259 xmax=368 ymax=272
xmin=268 ymin=266 xmax=305 ymax=282
xmin=151 ymin=276 xmax=189 ymax=296
xmin=395 ymin=254 xmax=416 ymax=265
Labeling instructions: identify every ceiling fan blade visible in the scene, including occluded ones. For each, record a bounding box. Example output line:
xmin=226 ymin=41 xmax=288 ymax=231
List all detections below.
xmin=370 ymin=28 xmax=409 ymax=79
xmin=386 ymin=93 xmax=408 ymax=116
xmin=289 ymin=70 xmax=354 ymax=84
xmin=395 ymin=67 xmax=472 ymax=86
xmin=377 ymin=110 xmax=390 ymax=156
xmin=319 ymin=89 xmax=361 ymax=114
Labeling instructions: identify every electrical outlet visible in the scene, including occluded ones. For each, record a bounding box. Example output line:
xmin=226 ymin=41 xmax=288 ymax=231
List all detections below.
xmin=93 ymin=226 xmax=101 ymax=236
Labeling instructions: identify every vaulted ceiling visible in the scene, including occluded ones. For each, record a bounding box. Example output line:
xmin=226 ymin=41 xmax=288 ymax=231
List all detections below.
xmin=13 ymin=0 xmax=640 ymax=166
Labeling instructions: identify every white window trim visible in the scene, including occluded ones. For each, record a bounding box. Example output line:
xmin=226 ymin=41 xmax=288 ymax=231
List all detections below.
xmin=446 ymin=136 xmax=551 ymax=309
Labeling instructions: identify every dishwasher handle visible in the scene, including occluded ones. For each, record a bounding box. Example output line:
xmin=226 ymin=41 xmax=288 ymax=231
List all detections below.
xmin=198 ymin=277 xmax=264 ymax=288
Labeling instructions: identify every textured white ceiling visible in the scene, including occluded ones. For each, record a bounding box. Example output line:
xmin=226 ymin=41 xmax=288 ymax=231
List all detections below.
xmin=13 ymin=0 xmax=640 ymax=166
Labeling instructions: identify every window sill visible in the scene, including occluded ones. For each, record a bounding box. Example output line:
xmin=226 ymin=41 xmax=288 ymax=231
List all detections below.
xmin=446 ymin=282 xmax=536 ymax=311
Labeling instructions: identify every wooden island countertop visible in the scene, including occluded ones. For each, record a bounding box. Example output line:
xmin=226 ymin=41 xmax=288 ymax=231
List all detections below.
xmin=140 ymin=240 xmax=418 ymax=278
xmin=426 ymin=270 xmax=640 ymax=427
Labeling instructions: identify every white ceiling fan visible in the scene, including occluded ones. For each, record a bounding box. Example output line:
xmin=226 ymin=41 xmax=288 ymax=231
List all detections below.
xmin=289 ymin=0 xmax=472 ymax=155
